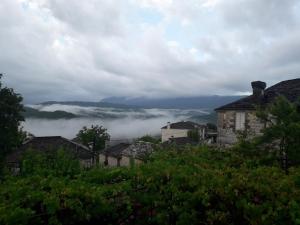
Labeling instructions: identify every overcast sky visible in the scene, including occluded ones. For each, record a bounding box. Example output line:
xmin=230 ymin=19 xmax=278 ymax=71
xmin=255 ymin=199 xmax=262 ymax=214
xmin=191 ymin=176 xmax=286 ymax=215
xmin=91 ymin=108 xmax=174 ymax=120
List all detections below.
xmin=1 ymin=0 xmax=300 ymax=103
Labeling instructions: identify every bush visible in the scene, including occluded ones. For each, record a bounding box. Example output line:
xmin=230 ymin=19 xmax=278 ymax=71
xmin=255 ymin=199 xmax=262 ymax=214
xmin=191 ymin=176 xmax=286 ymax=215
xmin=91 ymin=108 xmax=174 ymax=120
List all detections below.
xmin=20 ymin=149 xmax=81 ymax=177
xmin=1 ymin=146 xmax=300 ymax=224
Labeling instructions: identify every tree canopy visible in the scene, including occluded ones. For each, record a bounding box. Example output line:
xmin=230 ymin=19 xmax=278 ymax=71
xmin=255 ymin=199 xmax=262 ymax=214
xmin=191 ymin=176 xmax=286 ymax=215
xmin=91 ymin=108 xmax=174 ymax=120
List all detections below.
xmin=256 ymin=96 xmax=300 ymax=173
xmin=76 ymin=125 xmax=110 ymax=152
xmin=0 ymin=74 xmax=24 ymax=166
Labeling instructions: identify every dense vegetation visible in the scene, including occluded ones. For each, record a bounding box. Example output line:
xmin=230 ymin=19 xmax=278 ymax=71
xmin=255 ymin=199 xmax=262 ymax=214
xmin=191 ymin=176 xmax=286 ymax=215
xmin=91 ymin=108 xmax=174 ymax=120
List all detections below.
xmin=1 ymin=146 xmax=300 ymax=225
xmin=0 ymin=74 xmax=24 ymax=175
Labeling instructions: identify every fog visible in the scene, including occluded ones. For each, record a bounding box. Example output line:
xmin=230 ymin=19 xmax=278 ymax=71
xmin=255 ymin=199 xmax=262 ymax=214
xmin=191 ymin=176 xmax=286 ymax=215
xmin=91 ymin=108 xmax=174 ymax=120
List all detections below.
xmin=23 ymin=104 xmax=210 ymax=140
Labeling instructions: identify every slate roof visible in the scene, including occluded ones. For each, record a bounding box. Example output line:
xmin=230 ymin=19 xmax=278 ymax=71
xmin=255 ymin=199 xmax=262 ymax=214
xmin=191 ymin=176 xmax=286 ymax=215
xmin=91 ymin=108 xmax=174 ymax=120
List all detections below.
xmin=122 ymin=141 xmax=154 ymax=159
xmin=161 ymin=121 xmax=204 ymax=129
xmin=215 ymin=78 xmax=300 ymax=111
xmin=104 ymin=143 xmax=131 ymax=158
xmin=6 ymin=136 xmax=93 ymax=163
xmin=104 ymin=142 xmax=154 ymax=159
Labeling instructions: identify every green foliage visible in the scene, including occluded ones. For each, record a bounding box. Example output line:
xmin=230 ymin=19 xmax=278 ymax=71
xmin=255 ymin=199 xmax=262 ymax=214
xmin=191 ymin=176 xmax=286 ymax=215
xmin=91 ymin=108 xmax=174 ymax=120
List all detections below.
xmin=76 ymin=125 xmax=110 ymax=153
xmin=20 ymin=149 xmax=81 ymax=177
xmin=1 ymin=146 xmax=300 ymax=224
xmin=187 ymin=129 xmax=200 ymax=142
xmin=0 ymin=74 xmax=24 ymax=173
xmin=206 ymin=122 xmax=217 ymax=131
xmin=137 ymin=135 xmax=160 ymax=144
xmin=256 ymin=96 xmax=300 ymax=172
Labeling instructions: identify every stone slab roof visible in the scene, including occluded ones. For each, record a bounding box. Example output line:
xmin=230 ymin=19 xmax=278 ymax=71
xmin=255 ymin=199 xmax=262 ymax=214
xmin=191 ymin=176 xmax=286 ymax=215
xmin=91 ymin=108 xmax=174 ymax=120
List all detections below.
xmin=104 ymin=142 xmax=154 ymax=159
xmin=161 ymin=121 xmax=205 ymax=129
xmin=215 ymin=78 xmax=300 ymax=111
xmin=6 ymin=136 xmax=93 ymax=163
xmin=122 ymin=142 xmax=154 ymax=159
xmin=104 ymin=143 xmax=131 ymax=158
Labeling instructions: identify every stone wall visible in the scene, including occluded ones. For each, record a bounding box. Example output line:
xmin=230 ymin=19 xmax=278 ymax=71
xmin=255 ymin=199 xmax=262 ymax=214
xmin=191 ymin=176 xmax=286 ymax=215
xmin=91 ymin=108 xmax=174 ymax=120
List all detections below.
xmin=99 ymin=142 xmax=153 ymax=167
xmin=161 ymin=128 xmax=189 ymax=142
xmin=99 ymin=154 xmax=106 ymax=164
xmin=161 ymin=128 xmax=206 ymax=143
xmin=120 ymin=156 xmax=130 ymax=167
xmin=217 ymin=110 xmax=265 ymax=145
xmin=80 ymin=159 xmax=93 ymax=168
xmin=107 ymin=156 xmax=118 ymax=167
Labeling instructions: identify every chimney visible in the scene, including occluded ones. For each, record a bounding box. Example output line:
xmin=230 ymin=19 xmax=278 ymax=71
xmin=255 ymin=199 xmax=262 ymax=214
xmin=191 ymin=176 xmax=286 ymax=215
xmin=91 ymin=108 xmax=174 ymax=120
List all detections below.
xmin=167 ymin=122 xmax=171 ymax=129
xmin=251 ymin=81 xmax=266 ymax=97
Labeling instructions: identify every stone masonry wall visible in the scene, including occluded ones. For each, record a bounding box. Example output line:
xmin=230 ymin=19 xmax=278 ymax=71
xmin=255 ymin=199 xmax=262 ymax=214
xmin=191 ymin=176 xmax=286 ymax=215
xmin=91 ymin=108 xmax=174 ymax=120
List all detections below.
xmin=217 ymin=110 xmax=265 ymax=146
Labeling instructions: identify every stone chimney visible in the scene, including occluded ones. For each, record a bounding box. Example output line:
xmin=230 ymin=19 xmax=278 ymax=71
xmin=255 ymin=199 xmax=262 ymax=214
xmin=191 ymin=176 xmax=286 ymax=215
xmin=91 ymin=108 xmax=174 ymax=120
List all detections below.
xmin=167 ymin=122 xmax=171 ymax=129
xmin=251 ymin=81 xmax=266 ymax=97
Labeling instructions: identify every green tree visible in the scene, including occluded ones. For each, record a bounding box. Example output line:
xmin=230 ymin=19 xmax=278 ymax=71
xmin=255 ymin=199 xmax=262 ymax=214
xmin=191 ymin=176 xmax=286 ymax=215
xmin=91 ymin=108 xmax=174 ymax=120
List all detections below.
xmin=256 ymin=96 xmax=300 ymax=173
xmin=206 ymin=122 xmax=217 ymax=131
xmin=76 ymin=125 xmax=110 ymax=163
xmin=0 ymin=74 xmax=24 ymax=172
xmin=187 ymin=129 xmax=200 ymax=142
xmin=137 ymin=135 xmax=160 ymax=144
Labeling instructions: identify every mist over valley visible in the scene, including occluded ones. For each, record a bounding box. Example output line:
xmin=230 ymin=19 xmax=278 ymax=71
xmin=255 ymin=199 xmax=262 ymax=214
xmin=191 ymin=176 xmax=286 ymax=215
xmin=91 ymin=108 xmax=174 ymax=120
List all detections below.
xmin=23 ymin=103 xmax=215 ymax=140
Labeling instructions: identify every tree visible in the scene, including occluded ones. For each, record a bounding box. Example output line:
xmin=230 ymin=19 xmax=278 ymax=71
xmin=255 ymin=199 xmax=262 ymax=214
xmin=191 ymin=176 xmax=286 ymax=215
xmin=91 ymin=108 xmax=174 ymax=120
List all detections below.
xmin=137 ymin=135 xmax=160 ymax=144
xmin=76 ymin=125 xmax=110 ymax=163
xmin=187 ymin=129 xmax=200 ymax=142
xmin=0 ymin=74 xmax=24 ymax=171
xmin=256 ymin=96 xmax=300 ymax=173
xmin=206 ymin=123 xmax=217 ymax=131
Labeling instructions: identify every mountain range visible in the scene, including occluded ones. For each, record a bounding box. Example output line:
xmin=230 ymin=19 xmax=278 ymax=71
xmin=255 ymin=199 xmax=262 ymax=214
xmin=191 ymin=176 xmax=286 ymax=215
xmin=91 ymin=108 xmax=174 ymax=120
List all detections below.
xmin=23 ymin=96 xmax=243 ymax=121
xmin=101 ymin=96 xmax=243 ymax=109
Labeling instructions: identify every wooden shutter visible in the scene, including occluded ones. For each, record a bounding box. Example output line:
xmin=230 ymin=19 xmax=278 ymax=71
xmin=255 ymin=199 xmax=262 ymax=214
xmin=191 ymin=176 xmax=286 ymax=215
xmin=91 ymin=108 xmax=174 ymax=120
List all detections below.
xmin=235 ymin=112 xmax=245 ymax=130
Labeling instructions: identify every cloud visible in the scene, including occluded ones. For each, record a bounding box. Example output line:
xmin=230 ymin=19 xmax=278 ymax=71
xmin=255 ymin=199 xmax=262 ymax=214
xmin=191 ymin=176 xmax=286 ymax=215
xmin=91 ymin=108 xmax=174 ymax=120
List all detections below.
xmin=0 ymin=0 xmax=300 ymax=103
xmin=218 ymin=0 xmax=299 ymax=31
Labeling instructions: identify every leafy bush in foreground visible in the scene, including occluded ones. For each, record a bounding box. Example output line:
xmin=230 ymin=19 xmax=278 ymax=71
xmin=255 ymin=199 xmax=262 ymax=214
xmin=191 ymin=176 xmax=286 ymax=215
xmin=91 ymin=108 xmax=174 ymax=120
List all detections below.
xmin=1 ymin=147 xmax=300 ymax=225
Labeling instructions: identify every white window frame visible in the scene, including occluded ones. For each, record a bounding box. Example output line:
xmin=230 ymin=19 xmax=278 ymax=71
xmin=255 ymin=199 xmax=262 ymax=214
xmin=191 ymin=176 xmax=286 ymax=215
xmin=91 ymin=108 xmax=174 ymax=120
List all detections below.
xmin=235 ymin=112 xmax=246 ymax=131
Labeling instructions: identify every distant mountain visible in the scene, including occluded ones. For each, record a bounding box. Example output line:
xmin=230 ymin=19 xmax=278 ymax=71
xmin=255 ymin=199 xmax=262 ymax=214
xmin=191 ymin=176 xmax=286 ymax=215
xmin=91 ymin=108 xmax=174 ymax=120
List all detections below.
xmin=101 ymin=96 xmax=244 ymax=109
xmin=40 ymin=101 xmax=138 ymax=109
xmin=23 ymin=107 xmax=77 ymax=119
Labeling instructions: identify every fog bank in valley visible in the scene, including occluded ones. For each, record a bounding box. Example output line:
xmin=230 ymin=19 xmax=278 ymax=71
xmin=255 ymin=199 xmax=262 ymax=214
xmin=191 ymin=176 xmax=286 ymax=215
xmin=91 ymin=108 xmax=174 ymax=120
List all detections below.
xmin=23 ymin=104 xmax=210 ymax=140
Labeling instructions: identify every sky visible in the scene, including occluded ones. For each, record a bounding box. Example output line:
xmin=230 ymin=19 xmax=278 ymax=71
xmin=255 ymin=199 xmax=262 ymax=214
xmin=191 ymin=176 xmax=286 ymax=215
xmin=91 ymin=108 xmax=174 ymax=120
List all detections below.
xmin=1 ymin=0 xmax=300 ymax=103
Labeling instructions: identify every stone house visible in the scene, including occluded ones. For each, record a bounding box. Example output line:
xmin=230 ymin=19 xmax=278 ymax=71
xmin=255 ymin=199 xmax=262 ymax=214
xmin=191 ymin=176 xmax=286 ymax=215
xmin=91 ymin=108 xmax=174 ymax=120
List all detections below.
xmin=6 ymin=136 xmax=94 ymax=170
xmin=161 ymin=121 xmax=206 ymax=143
xmin=215 ymin=79 xmax=300 ymax=145
xmin=99 ymin=141 xmax=154 ymax=167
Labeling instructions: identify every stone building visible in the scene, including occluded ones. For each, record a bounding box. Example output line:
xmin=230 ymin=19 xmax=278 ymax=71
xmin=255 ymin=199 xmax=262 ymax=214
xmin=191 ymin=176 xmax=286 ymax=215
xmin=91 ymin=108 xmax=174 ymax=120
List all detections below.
xmin=215 ymin=79 xmax=300 ymax=145
xmin=6 ymin=136 xmax=94 ymax=170
xmin=161 ymin=121 xmax=206 ymax=143
xmin=99 ymin=141 xmax=154 ymax=167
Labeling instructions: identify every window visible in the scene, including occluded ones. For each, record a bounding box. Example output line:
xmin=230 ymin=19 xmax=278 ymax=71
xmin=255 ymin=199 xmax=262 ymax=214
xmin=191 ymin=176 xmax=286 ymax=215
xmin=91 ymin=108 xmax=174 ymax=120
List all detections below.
xmin=222 ymin=113 xmax=227 ymax=128
xmin=235 ymin=112 xmax=245 ymax=131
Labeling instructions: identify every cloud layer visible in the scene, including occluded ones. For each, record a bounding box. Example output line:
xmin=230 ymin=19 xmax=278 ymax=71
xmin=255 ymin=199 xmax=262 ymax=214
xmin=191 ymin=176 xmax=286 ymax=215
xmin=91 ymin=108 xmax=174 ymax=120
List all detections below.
xmin=1 ymin=0 xmax=300 ymax=103
xmin=23 ymin=103 xmax=208 ymax=139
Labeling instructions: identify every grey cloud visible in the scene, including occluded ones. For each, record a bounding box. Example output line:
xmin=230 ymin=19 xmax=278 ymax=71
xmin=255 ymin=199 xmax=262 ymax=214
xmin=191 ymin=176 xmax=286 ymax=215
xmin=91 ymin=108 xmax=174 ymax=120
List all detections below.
xmin=45 ymin=0 xmax=126 ymax=36
xmin=218 ymin=0 xmax=300 ymax=31
xmin=0 ymin=0 xmax=300 ymax=103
